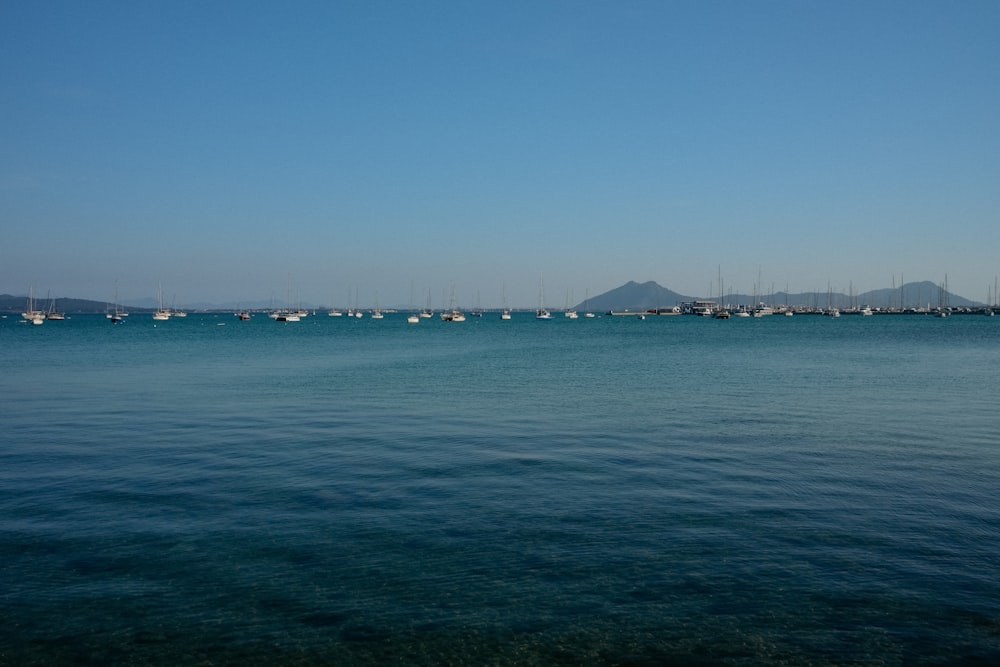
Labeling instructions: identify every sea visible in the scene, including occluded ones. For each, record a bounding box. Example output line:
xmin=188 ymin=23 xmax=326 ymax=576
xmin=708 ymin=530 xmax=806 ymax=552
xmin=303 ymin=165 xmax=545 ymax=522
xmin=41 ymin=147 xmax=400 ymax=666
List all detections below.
xmin=2 ymin=311 xmax=998 ymax=666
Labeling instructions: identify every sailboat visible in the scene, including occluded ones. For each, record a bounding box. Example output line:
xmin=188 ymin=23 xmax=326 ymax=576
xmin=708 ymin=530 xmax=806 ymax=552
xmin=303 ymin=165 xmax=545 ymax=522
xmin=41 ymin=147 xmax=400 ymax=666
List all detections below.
xmin=500 ymin=283 xmax=511 ymax=320
xmin=563 ymin=290 xmax=578 ymax=318
xmin=824 ymin=283 xmax=840 ymax=317
xmin=536 ymin=276 xmax=552 ymax=320
xmin=153 ymin=284 xmax=171 ymax=320
xmin=440 ymin=286 xmax=466 ymax=321
xmin=22 ymin=288 xmax=45 ymax=325
xmin=108 ymin=282 xmax=125 ymax=323
xmin=44 ymin=292 xmax=65 ymax=320
xmin=713 ymin=269 xmax=730 ymax=319
xmin=171 ymin=295 xmax=187 ymax=317
xmin=420 ymin=289 xmax=434 ymax=318
xmin=583 ymin=289 xmax=595 ymax=318
xmin=470 ymin=291 xmax=483 ymax=317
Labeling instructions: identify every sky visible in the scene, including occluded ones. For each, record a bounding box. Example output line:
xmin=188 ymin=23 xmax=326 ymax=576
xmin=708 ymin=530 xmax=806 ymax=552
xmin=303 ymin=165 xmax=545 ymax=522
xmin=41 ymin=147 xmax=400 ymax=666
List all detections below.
xmin=2 ymin=1 xmax=998 ymax=308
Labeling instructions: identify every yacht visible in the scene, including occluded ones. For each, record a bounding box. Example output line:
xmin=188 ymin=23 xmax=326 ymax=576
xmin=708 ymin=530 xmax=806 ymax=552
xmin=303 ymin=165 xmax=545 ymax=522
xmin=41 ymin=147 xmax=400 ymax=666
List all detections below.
xmin=536 ymin=276 xmax=552 ymax=320
xmin=22 ymin=289 xmax=45 ymax=325
xmin=152 ymin=284 xmax=171 ymax=320
xmin=45 ymin=295 xmax=65 ymax=320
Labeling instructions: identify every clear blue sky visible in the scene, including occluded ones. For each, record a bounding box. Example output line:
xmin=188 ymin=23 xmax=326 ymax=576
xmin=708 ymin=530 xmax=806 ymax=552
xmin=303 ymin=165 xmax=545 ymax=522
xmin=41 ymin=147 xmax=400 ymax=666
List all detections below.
xmin=2 ymin=1 xmax=998 ymax=307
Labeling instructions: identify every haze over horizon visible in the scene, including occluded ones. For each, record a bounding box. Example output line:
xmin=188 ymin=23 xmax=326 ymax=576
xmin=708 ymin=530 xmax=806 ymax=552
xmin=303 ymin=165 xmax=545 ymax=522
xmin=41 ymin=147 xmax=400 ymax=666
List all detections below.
xmin=3 ymin=2 xmax=998 ymax=308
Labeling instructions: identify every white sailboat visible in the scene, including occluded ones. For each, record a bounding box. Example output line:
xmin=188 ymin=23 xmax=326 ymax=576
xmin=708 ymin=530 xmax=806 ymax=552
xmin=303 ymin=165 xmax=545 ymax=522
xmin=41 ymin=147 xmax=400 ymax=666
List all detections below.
xmin=153 ymin=284 xmax=171 ymax=320
xmin=564 ymin=290 xmax=578 ymax=319
xmin=501 ymin=283 xmax=512 ymax=320
xmin=420 ymin=289 xmax=434 ymax=318
xmin=22 ymin=288 xmax=45 ymax=325
xmin=440 ymin=286 xmax=465 ymax=321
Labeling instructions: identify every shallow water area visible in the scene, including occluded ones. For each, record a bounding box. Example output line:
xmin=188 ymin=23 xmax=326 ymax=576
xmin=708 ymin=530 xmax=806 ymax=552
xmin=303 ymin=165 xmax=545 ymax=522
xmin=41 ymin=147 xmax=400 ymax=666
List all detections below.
xmin=2 ymin=312 xmax=999 ymax=665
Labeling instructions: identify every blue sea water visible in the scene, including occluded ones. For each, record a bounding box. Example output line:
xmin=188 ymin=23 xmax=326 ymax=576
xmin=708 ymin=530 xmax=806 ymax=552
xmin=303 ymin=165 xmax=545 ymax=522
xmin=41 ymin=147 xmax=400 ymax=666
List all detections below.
xmin=2 ymin=312 xmax=998 ymax=665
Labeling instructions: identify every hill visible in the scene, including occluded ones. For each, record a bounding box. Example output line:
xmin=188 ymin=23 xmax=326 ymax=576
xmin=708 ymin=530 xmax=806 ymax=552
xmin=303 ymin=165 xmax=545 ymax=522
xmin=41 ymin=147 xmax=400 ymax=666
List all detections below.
xmin=574 ymin=280 xmax=981 ymax=312
xmin=574 ymin=281 xmax=692 ymax=312
xmin=0 ymin=294 xmax=152 ymax=314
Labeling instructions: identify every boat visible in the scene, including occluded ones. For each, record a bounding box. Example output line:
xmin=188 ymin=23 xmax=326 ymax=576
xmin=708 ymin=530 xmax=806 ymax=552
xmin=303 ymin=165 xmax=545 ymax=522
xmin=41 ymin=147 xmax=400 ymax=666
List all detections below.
xmin=236 ymin=311 xmax=251 ymax=320
xmin=22 ymin=289 xmax=45 ymax=325
xmin=536 ymin=276 xmax=552 ymax=320
xmin=110 ymin=300 xmax=125 ymax=324
xmin=441 ymin=286 xmax=465 ymax=321
xmin=752 ymin=302 xmax=774 ymax=317
xmin=712 ymin=269 xmax=729 ymax=319
xmin=407 ymin=313 xmax=419 ymax=324
xmin=272 ymin=309 xmax=300 ymax=322
xmin=419 ymin=288 xmax=434 ymax=318
xmin=152 ymin=284 xmax=171 ymax=320
xmin=105 ymin=282 xmax=125 ymax=323
xmin=563 ymin=290 xmax=578 ymax=318
xmin=582 ymin=290 xmax=595 ymax=318
xmin=501 ymin=309 xmax=512 ymax=320
xmin=470 ymin=292 xmax=483 ymax=317
xmin=44 ymin=293 xmax=65 ymax=320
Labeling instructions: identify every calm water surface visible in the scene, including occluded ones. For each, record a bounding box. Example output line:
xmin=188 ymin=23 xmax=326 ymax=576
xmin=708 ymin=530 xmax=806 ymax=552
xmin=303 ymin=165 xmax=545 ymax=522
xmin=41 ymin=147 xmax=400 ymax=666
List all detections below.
xmin=2 ymin=313 xmax=999 ymax=665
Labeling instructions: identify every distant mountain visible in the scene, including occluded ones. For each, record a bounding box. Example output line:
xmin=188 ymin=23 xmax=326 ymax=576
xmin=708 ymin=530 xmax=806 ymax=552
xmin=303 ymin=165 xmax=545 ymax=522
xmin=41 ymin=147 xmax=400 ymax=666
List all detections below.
xmin=0 ymin=294 xmax=154 ymax=314
xmin=574 ymin=281 xmax=692 ymax=312
xmin=857 ymin=281 xmax=979 ymax=309
xmin=574 ymin=280 xmax=981 ymax=312
xmin=2 ymin=279 xmax=983 ymax=315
